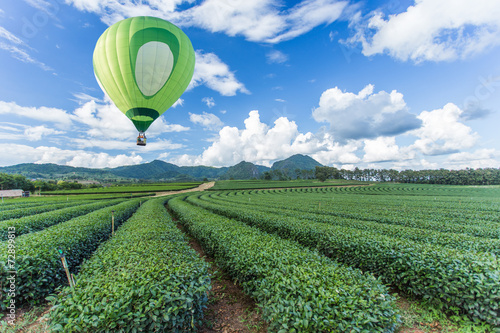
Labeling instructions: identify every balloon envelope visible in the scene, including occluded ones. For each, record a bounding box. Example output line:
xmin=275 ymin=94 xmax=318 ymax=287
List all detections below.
xmin=93 ymin=16 xmax=195 ymax=132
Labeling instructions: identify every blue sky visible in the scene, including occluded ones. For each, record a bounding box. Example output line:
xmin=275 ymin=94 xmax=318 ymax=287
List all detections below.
xmin=0 ymin=0 xmax=499 ymax=170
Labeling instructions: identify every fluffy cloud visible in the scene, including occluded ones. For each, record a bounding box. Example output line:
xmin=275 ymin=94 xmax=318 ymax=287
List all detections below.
xmin=65 ymin=152 xmax=143 ymax=168
xmin=72 ymin=138 xmax=184 ymax=151
xmin=312 ymin=84 xmax=422 ymax=141
xmin=348 ymin=0 xmax=500 ymax=62
xmin=0 ymin=144 xmax=143 ymax=168
xmin=71 ymin=97 xmax=189 ymax=140
xmin=446 ymin=148 xmax=500 ymax=169
xmin=311 ymin=135 xmax=361 ymax=165
xmin=64 ymin=0 xmax=348 ymax=43
xmin=202 ymin=97 xmax=215 ymax=108
xmin=24 ymin=125 xmax=65 ymax=141
xmin=189 ymin=112 xmax=223 ymax=131
xmin=363 ymin=136 xmax=414 ymax=163
xmin=411 ymin=103 xmax=478 ymax=155
xmin=266 ymin=50 xmax=288 ymax=64
xmin=171 ymin=110 xmax=324 ymax=166
xmin=0 ymin=101 xmax=72 ymax=127
xmin=188 ymin=50 xmax=249 ymax=96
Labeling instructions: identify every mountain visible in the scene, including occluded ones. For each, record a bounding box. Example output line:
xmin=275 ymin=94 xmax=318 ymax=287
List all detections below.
xmin=222 ymin=161 xmax=270 ymax=180
xmin=271 ymin=154 xmax=323 ymax=172
xmin=0 ymin=163 xmax=119 ymax=180
xmin=0 ymin=155 xmax=323 ymax=181
xmin=109 ymin=160 xmax=180 ymax=179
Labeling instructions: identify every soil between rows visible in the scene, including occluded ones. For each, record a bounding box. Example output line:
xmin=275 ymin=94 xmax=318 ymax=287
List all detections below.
xmin=174 ymin=219 xmax=267 ymax=333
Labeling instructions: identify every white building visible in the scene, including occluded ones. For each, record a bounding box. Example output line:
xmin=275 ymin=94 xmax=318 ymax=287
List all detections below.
xmin=0 ymin=189 xmax=24 ymax=198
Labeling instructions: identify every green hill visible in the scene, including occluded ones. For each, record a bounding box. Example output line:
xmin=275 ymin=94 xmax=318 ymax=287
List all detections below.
xmin=222 ymin=161 xmax=269 ymax=180
xmin=0 ymin=155 xmax=324 ymax=181
xmin=270 ymin=154 xmax=323 ymax=178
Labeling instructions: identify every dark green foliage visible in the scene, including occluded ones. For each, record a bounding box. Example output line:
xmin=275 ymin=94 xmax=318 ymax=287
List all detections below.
xmin=0 ymin=199 xmax=125 ymax=240
xmin=0 ymin=199 xmax=140 ymax=308
xmin=271 ymin=154 xmax=323 ymax=171
xmin=169 ymin=196 xmax=400 ymax=332
xmin=0 ymin=200 xmax=92 ymax=221
xmin=198 ymin=193 xmax=500 ymax=254
xmin=48 ymin=198 xmax=211 ymax=332
xmin=186 ymin=187 xmax=500 ymax=327
xmin=221 ymin=161 xmax=268 ymax=180
xmin=0 ymin=173 xmax=34 ymax=191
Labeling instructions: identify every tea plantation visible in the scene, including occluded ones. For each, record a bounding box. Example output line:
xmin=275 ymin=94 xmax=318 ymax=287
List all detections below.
xmin=0 ymin=183 xmax=498 ymax=332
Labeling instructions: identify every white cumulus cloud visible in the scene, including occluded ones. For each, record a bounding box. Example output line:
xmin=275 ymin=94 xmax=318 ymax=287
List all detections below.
xmin=411 ymin=103 xmax=479 ymax=155
xmin=348 ymin=0 xmax=500 ymax=62
xmin=0 ymin=101 xmax=72 ymax=128
xmin=0 ymin=144 xmax=143 ymax=168
xmin=65 ymin=0 xmax=348 ymax=43
xmin=24 ymin=125 xmax=65 ymax=141
xmin=189 ymin=112 xmax=223 ymax=131
xmin=189 ymin=50 xmax=249 ymax=96
xmin=171 ymin=110 xmax=324 ymax=167
xmin=363 ymin=136 xmax=414 ymax=163
xmin=312 ymin=84 xmax=421 ymax=141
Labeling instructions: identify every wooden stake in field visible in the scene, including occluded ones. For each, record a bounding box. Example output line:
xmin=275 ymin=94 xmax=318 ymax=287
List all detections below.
xmin=58 ymin=248 xmax=74 ymax=288
xmin=111 ymin=210 xmax=115 ymax=236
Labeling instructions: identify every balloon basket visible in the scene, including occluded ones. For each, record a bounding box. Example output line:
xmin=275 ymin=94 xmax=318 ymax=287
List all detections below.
xmin=137 ymin=132 xmax=147 ymax=146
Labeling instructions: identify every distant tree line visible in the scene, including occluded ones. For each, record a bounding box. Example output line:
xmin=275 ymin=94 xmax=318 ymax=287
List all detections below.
xmin=261 ymin=169 xmax=315 ymax=181
xmin=0 ymin=173 xmax=35 ymax=192
xmin=0 ymin=173 xmax=103 ymax=192
xmin=314 ymin=166 xmax=500 ymax=185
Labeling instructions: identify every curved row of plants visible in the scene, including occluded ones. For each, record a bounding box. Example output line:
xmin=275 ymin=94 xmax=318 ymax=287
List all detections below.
xmin=208 ymin=190 xmax=500 ymax=238
xmin=0 ymin=200 xmax=92 ymax=221
xmin=0 ymin=200 xmax=57 ymax=211
xmin=43 ymin=182 xmax=203 ymax=195
xmin=0 ymin=199 xmax=141 ymax=309
xmin=169 ymin=195 xmax=400 ymax=332
xmin=184 ymin=193 xmax=500 ymax=327
xmin=0 ymin=198 xmax=126 ymax=241
xmin=48 ymin=198 xmax=211 ymax=332
xmin=201 ymin=193 xmax=500 ymax=255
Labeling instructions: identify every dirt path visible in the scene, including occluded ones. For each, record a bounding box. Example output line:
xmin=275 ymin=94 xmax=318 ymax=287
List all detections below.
xmin=174 ymin=222 xmax=267 ymax=333
xmin=154 ymin=181 xmax=215 ymax=197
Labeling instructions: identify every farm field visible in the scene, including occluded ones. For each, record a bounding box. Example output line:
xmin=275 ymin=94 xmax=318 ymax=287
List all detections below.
xmin=41 ymin=182 xmax=203 ymax=195
xmin=0 ymin=182 xmax=499 ymax=332
xmin=210 ymin=179 xmax=370 ymax=190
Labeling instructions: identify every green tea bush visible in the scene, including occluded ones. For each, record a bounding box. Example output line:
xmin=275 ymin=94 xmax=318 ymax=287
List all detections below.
xmin=0 ymin=201 xmax=91 ymax=221
xmin=48 ymin=198 xmax=211 ymax=332
xmin=185 ymin=195 xmax=500 ymax=326
xmin=197 ymin=194 xmax=500 ymax=255
xmin=0 ymin=199 xmax=140 ymax=308
xmin=0 ymin=199 xmax=125 ymax=240
xmin=169 ymin=196 xmax=399 ymax=332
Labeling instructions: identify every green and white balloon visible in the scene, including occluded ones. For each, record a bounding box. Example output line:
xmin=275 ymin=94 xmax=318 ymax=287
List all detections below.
xmin=93 ymin=16 xmax=195 ymax=133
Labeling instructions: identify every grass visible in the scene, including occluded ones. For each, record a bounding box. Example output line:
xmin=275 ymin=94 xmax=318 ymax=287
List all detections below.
xmin=394 ymin=292 xmax=494 ymax=333
xmin=0 ymin=306 xmax=51 ymax=333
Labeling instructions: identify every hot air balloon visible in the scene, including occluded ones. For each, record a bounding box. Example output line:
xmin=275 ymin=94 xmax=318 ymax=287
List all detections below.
xmin=93 ymin=16 xmax=195 ymax=146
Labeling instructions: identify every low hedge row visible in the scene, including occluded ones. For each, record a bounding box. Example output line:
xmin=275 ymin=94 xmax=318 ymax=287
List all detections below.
xmin=201 ymin=194 xmax=500 ymax=255
xmin=185 ymin=194 xmax=500 ymax=327
xmin=0 ymin=199 xmax=141 ymax=308
xmin=48 ymin=198 xmax=211 ymax=332
xmin=208 ymin=192 xmax=500 ymax=238
xmin=0 ymin=200 xmax=91 ymax=221
xmin=0 ymin=199 xmax=125 ymax=241
xmin=169 ymin=196 xmax=399 ymax=332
